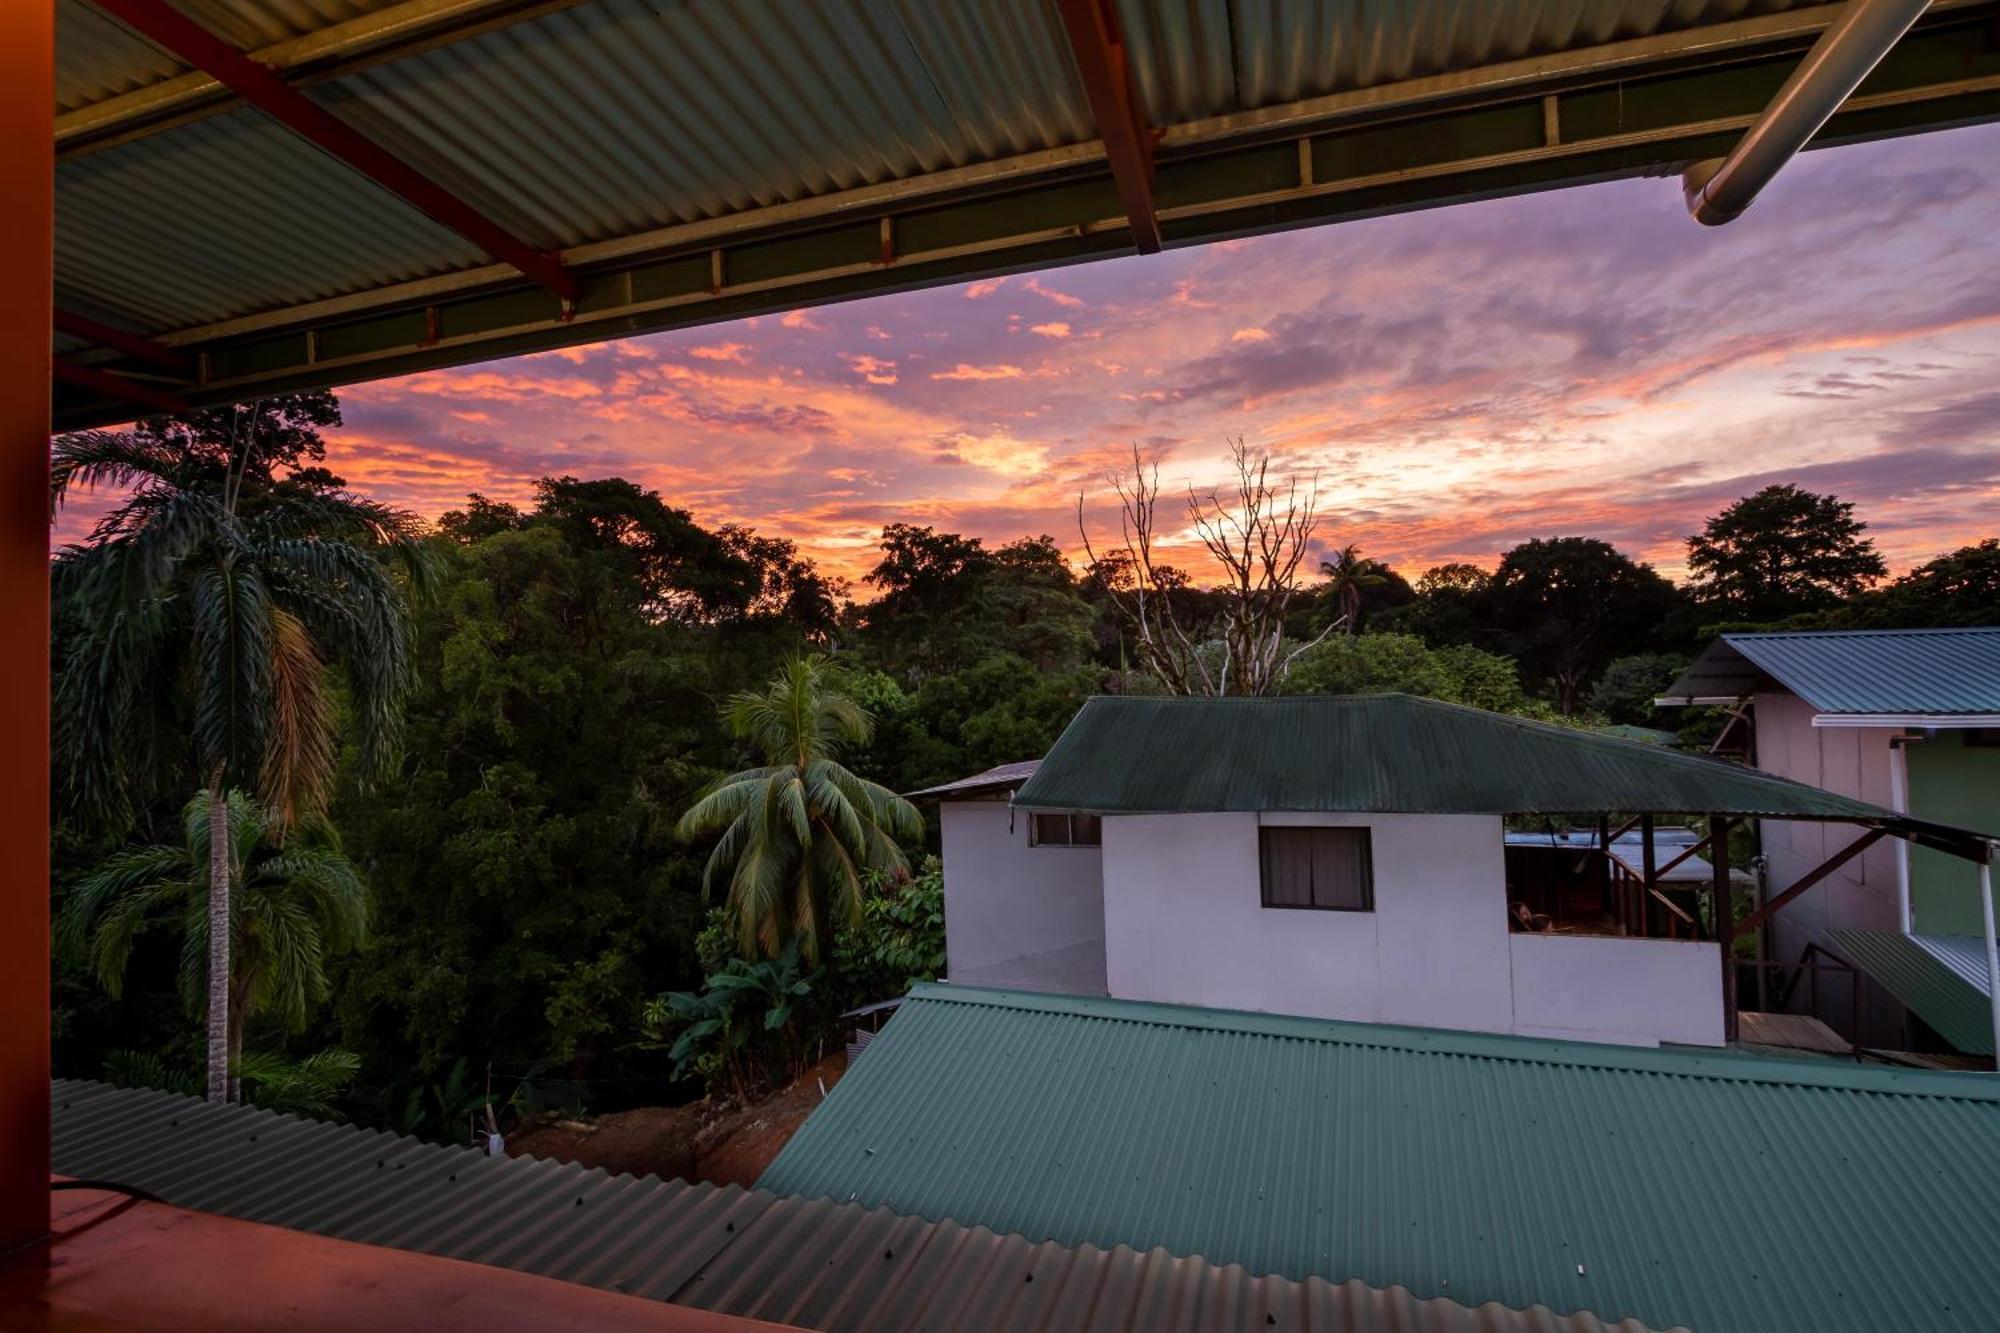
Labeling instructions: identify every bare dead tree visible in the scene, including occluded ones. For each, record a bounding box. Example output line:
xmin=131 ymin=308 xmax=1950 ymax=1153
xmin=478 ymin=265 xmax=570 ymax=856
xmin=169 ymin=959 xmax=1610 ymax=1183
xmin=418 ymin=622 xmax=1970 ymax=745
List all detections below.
xmin=1080 ymin=439 xmax=1345 ymax=695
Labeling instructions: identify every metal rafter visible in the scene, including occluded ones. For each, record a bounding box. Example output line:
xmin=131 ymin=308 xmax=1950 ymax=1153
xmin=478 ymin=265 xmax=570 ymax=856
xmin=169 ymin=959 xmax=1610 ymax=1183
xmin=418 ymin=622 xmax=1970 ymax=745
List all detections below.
xmin=58 ymin=0 xmax=589 ymax=158
xmin=52 ymin=358 xmax=191 ymax=416
xmin=87 ymin=0 xmax=577 ymax=301
xmin=1054 ymin=0 xmax=1161 ymax=254
xmin=54 ymin=309 xmax=192 ymax=373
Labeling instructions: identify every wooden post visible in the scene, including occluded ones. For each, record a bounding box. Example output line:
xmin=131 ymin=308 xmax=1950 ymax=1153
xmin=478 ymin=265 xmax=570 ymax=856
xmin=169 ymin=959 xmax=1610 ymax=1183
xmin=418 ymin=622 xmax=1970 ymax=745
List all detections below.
xmin=1712 ymin=815 xmax=1736 ymax=1041
xmin=1641 ymin=816 xmax=1656 ymax=939
xmin=0 ymin=0 xmax=52 ymax=1259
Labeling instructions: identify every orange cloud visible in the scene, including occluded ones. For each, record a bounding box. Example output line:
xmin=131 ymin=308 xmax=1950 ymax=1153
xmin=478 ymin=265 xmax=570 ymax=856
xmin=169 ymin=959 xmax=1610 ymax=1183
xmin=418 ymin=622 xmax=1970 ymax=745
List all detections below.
xmin=963 ymin=278 xmax=1007 ymax=299
xmin=930 ymin=363 xmax=1026 ymax=381
xmin=1025 ymin=277 xmax=1083 ymax=309
xmin=688 ymin=341 xmax=749 ymax=362
xmin=1030 ymin=322 xmax=1073 ymax=339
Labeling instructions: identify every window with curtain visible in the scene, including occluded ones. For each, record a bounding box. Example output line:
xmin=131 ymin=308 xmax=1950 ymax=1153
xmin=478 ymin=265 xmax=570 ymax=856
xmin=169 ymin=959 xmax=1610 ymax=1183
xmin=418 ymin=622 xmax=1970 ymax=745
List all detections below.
xmin=1031 ymin=812 xmax=1102 ymax=847
xmin=1259 ymin=826 xmax=1373 ymax=910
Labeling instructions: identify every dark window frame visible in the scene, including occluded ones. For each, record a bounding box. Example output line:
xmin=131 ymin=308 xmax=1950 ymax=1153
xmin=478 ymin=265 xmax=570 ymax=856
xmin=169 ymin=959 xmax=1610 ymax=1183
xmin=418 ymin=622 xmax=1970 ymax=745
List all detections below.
xmin=1030 ymin=811 xmax=1102 ymax=848
xmin=1258 ymin=825 xmax=1375 ymax=912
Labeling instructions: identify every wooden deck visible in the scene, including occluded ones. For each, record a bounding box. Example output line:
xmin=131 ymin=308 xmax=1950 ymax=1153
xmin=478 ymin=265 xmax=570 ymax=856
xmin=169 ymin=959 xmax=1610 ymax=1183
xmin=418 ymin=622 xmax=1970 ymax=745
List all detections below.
xmin=1737 ymin=1010 xmax=1851 ymax=1055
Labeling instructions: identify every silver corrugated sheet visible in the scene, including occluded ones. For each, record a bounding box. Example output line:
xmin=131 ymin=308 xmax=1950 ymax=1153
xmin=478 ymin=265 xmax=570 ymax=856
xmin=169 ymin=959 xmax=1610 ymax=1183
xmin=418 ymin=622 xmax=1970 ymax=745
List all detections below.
xmin=51 ymin=0 xmax=1859 ymax=338
xmin=56 ymin=0 xmax=401 ymax=111
xmin=312 ymin=0 xmax=1092 ymax=249
xmin=50 ymin=1077 xmax=1664 ymax=1332
xmin=1122 ymin=0 xmax=1829 ymax=122
xmin=1728 ymin=628 xmax=2000 ymax=715
xmin=763 ymin=983 xmax=2000 ymax=1333
xmin=55 ymin=106 xmax=486 ymax=330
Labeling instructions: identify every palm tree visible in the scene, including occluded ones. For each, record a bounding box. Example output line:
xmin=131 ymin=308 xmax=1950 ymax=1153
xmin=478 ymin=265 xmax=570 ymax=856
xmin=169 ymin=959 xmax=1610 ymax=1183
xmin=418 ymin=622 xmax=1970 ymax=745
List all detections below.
xmin=677 ymin=655 xmax=920 ymax=963
xmin=53 ymin=400 xmax=429 ymax=1101
xmin=58 ymin=789 xmax=368 ymax=1081
xmin=1319 ymin=543 xmax=1389 ymax=635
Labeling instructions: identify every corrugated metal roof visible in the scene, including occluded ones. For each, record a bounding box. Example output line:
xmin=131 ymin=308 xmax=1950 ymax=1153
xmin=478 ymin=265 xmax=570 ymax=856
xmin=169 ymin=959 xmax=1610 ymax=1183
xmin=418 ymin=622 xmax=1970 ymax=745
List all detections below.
xmin=1662 ymin=629 xmax=2000 ymax=716
xmin=908 ymin=759 xmax=1042 ymax=801
xmin=48 ymin=1078 xmax=1663 ymax=1333
xmin=762 ymin=983 xmax=2000 ymax=1333
xmin=56 ymin=106 xmax=486 ymax=329
xmin=309 ymin=0 xmax=1093 ymax=251
xmin=1124 ymin=0 xmax=1824 ymax=122
xmin=1012 ymin=694 xmax=1935 ymax=824
xmin=49 ymin=0 xmax=1856 ymax=341
xmin=1828 ymin=929 xmax=1996 ymax=1055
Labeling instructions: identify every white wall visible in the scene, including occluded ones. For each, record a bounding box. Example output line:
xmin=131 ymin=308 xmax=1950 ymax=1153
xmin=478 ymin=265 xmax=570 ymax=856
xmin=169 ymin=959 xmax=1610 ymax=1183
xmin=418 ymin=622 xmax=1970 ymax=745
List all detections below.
xmin=1099 ymin=810 xmax=1724 ymax=1046
xmin=1510 ymin=934 xmax=1723 ymax=1046
xmin=1751 ymin=690 xmax=1904 ymax=1043
xmin=940 ymin=800 xmax=1106 ymax=994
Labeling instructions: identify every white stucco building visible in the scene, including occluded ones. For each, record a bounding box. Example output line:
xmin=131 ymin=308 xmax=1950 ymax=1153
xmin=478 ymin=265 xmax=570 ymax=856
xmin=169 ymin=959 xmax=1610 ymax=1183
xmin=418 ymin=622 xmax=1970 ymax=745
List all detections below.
xmin=915 ymin=694 xmax=1971 ymax=1050
xmin=1660 ymin=628 xmax=2000 ymax=1054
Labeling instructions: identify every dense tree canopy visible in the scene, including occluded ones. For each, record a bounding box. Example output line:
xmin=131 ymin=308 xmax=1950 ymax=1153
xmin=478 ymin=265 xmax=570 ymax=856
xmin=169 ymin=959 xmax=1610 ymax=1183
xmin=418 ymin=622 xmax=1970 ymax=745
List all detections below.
xmin=48 ymin=396 xmax=1992 ymax=1130
xmin=1686 ymin=484 xmax=1886 ymax=621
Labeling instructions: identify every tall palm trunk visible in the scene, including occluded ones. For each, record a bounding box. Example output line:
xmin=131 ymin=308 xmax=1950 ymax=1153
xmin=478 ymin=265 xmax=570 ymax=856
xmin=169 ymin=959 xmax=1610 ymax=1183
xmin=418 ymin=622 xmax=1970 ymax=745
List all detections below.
xmin=205 ymin=771 xmax=232 ymax=1103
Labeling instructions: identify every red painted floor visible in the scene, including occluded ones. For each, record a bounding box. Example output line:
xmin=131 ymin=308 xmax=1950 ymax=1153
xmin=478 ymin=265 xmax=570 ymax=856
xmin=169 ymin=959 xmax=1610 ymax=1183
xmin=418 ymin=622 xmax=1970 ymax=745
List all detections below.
xmin=1 ymin=1186 xmax=792 ymax=1332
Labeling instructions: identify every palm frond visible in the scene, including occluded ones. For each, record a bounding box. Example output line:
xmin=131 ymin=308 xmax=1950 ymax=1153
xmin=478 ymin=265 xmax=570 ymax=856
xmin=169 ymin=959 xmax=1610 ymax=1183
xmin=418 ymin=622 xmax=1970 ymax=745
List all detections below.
xmin=260 ymin=605 xmax=336 ymax=831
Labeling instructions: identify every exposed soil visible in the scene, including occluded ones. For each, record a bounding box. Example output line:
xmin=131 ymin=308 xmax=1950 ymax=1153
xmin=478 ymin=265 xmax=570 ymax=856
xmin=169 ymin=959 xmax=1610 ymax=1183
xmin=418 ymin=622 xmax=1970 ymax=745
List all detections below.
xmin=505 ymin=1052 xmax=846 ymax=1188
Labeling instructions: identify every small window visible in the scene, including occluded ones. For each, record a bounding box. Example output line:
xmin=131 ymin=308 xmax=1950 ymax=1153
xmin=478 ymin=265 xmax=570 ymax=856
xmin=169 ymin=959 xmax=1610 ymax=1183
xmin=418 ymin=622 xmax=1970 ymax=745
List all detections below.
xmin=1031 ymin=812 xmax=1102 ymax=847
xmin=1259 ymin=826 xmax=1373 ymax=911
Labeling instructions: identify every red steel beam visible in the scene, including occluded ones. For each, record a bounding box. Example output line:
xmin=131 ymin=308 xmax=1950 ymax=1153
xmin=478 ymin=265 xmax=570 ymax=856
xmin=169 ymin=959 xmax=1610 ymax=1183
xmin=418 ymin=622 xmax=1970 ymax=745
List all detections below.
xmin=54 ymin=309 xmax=193 ymax=374
xmin=53 ymin=358 xmax=192 ymax=416
xmin=0 ymin=0 xmax=51 ymax=1259
xmin=1054 ymin=0 xmax=1162 ymax=254
xmin=89 ymin=0 xmax=576 ymax=301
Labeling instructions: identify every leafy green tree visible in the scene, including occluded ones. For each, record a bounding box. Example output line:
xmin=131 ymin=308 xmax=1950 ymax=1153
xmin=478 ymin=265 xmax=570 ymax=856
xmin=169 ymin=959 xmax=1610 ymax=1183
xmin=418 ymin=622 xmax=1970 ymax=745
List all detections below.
xmin=59 ymin=790 xmax=368 ymax=1085
xmin=1857 ymin=538 xmax=2000 ymax=627
xmin=1377 ymin=562 xmax=1492 ymax=645
xmin=677 ymin=655 xmax=921 ymax=962
xmin=1283 ymin=632 xmax=1541 ymax=715
xmin=1686 ymin=485 xmax=1885 ymax=621
xmin=1481 ymin=538 xmax=1684 ymax=714
xmin=52 ymin=395 xmax=426 ymax=1102
xmin=1590 ymin=653 xmax=1690 ymax=725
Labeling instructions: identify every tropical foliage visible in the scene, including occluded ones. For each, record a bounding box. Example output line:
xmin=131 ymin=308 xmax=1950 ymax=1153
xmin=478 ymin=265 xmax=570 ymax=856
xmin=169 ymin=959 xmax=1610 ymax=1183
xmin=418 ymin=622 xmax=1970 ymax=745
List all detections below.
xmin=59 ymin=790 xmax=367 ymax=1081
xmin=677 ymin=655 xmax=922 ymax=962
xmin=47 ymin=391 xmax=1998 ymax=1131
xmin=53 ymin=393 xmax=427 ymax=1101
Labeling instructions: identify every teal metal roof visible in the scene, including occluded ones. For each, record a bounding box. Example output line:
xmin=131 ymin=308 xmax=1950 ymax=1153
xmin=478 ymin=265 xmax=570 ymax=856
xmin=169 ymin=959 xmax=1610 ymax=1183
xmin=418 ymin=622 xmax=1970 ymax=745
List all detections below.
xmin=1012 ymin=694 xmax=1937 ymax=825
xmin=762 ymin=984 xmax=2000 ymax=1333
xmin=1662 ymin=628 xmax=2000 ymax=716
xmin=1828 ymin=930 xmax=1996 ymax=1055
xmin=51 ymin=1078 xmax=1664 ymax=1333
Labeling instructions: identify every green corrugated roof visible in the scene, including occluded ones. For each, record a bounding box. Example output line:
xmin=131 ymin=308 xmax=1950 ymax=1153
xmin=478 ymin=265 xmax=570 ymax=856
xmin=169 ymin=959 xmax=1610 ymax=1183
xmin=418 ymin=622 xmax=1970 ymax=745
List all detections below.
xmin=1828 ymin=929 xmax=1996 ymax=1055
xmin=1662 ymin=628 xmax=2000 ymax=715
xmin=762 ymin=984 xmax=2000 ymax=1333
xmin=1012 ymin=694 xmax=1920 ymax=823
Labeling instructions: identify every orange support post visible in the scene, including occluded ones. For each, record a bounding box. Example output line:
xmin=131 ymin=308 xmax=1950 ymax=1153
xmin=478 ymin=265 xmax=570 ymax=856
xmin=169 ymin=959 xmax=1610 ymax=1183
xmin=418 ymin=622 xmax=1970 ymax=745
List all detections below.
xmin=0 ymin=0 xmax=53 ymax=1259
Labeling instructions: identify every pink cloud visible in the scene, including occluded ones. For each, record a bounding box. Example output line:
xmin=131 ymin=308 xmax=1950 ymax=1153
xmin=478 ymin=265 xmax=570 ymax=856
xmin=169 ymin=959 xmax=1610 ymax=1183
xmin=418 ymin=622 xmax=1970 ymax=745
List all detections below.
xmin=963 ymin=278 xmax=1007 ymax=299
xmin=1025 ymin=277 xmax=1084 ymax=309
xmin=1030 ymin=322 xmax=1073 ymax=339
xmin=687 ymin=341 xmax=749 ymax=362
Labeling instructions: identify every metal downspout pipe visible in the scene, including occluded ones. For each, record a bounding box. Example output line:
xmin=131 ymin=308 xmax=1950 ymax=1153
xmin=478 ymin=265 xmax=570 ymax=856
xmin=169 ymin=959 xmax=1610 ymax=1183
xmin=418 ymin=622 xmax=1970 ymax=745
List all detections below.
xmin=1682 ymin=0 xmax=1932 ymax=225
xmin=1891 ymin=736 xmax=1914 ymax=933
xmin=1981 ymin=852 xmax=2000 ymax=1070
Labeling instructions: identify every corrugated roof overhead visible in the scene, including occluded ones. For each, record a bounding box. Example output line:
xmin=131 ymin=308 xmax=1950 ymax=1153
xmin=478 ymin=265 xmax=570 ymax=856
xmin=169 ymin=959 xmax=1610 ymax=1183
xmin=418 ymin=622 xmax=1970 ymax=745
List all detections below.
xmin=48 ymin=1078 xmax=1666 ymax=1333
xmin=53 ymin=0 xmax=2000 ymax=422
xmin=1012 ymin=694 xmax=1979 ymax=831
xmin=1661 ymin=628 xmax=2000 ymax=717
xmin=1828 ymin=929 xmax=1997 ymax=1055
xmin=762 ymin=984 xmax=2000 ymax=1333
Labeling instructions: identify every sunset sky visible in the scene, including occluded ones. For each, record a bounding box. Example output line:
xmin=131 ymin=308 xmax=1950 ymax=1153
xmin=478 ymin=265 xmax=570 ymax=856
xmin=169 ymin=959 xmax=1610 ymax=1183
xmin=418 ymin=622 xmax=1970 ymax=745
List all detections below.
xmin=96 ymin=122 xmax=2000 ymax=588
